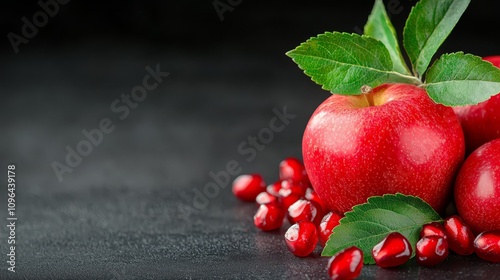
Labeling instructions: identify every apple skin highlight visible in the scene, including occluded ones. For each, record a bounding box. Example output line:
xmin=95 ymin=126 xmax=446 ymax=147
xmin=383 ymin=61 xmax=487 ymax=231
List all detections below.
xmin=302 ymin=83 xmax=465 ymax=214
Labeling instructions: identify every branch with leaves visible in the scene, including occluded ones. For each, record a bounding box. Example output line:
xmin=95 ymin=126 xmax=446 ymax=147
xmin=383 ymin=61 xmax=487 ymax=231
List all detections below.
xmin=287 ymin=0 xmax=500 ymax=106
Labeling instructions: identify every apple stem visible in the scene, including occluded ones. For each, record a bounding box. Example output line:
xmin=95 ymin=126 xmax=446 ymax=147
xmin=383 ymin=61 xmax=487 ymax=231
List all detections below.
xmin=362 ymin=85 xmax=374 ymax=106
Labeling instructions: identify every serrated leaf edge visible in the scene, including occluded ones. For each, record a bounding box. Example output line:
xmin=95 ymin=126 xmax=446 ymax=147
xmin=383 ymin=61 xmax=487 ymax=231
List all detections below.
xmin=424 ymin=52 xmax=500 ymax=106
xmin=403 ymin=0 xmax=471 ymax=78
xmin=321 ymin=193 xmax=442 ymax=264
xmin=286 ymin=32 xmax=420 ymax=94
xmin=286 ymin=32 xmax=392 ymax=75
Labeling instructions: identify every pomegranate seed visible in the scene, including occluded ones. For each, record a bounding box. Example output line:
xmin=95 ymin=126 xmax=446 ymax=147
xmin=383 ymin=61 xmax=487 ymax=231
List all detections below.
xmin=255 ymin=192 xmax=276 ymax=205
xmin=232 ymin=174 xmax=266 ymax=202
xmin=278 ymin=188 xmax=302 ymax=211
xmin=281 ymin=179 xmax=307 ymax=197
xmin=253 ymin=202 xmax=285 ymax=231
xmin=266 ymin=180 xmax=282 ymax=197
xmin=305 ymin=188 xmax=326 ymax=212
xmin=319 ymin=212 xmax=343 ymax=246
xmin=287 ymin=199 xmax=323 ymax=225
xmin=474 ymin=230 xmax=500 ymax=263
xmin=279 ymin=157 xmax=307 ymax=183
xmin=327 ymin=246 xmax=363 ymax=280
xmin=444 ymin=215 xmax=475 ymax=255
xmin=416 ymin=236 xmax=449 ymax=266
xmin=284 ymin=221 xmax=318 ymax=257
xmin=420 ymin=222 xmax=447 ymax=240
xmin=372 ymin=232 xmax=412 ymax=268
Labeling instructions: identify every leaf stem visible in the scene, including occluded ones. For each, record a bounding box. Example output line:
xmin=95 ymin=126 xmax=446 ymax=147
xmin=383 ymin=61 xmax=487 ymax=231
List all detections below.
xmin=388 ymin=71 xmax=422 ymax=85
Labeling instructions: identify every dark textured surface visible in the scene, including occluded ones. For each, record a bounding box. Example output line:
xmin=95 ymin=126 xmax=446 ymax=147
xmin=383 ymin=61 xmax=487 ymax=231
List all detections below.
xmin=0 ymin=48 xmax=499 ymax=280
xmin=1 ymin=1 xmax=500 ymax=279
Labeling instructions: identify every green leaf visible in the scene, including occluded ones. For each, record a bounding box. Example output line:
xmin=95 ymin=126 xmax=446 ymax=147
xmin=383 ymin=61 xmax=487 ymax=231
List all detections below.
xmin=286 ymin=32 xmax=395 ymax=95
xmin=364 ymin=0 xmax=410 ymax=75
xmin=403 ymin=0 xmax=470 ymax=77
xmin=424 ymin=52 xmax=500 ymax=106
xmin=322 ymin=193 xmax=442 ymax=264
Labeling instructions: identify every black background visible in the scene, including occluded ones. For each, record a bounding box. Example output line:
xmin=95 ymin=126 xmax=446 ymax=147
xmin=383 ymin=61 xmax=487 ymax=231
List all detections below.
xmin=1 ymin=0 xmax=500 ymax=279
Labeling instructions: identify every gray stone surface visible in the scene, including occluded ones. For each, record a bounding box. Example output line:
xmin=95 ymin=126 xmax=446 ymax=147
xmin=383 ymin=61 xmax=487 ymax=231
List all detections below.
xmin=0 ymin=46 xmax=499 ymax=279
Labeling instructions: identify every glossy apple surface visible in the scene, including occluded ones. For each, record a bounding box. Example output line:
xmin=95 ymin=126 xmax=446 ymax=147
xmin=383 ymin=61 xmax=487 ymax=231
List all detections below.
xmin=303 ymin=83 xmax=465 ymax=214
xmin=453 ymin=56 xmax=500 ymax=154
xmin=455 ymin=138 xmax=500 ymax=234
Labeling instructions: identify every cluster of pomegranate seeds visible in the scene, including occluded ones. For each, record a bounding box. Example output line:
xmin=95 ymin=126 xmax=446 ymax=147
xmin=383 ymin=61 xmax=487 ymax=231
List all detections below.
xmin=232 ymin=157 xmax=344 ymax=260
xmin=418 ymin=217 xmax=500 ymax=266
xmin=370 ymin=218 xmax=476 ymax=269
xmin=233 ymin=158 xmax=500 ymax=278
xmin=370 ymin=216 xmax=498 ymax=270
xmin=372 ymin=232 xmax=412 ymax=268
xmin=322 ymin=215 xmax=498 ymax=278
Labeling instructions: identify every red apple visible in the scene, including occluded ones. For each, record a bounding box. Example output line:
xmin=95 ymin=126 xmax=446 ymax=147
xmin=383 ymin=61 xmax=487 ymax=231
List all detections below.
xmin=455 ymin=138 xmax=500 ymax=234
xmin=302 ymin=83 xmax=465 ymax=214
xmin=453 ymin=56 xmax=500 ymax=154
